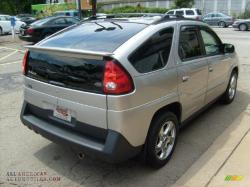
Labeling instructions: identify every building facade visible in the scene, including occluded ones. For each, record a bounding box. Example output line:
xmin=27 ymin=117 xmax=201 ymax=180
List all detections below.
xmin=98 ymin=0 xmax=250 ymax=15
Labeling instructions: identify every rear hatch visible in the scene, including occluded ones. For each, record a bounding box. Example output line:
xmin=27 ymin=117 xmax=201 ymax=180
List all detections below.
xmin=23 ymin=20 xmax=147 ymax=132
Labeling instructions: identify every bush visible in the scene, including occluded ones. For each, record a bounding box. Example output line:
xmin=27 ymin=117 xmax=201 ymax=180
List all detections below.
xmin=238 ymin=10 xmax=250 ymax=19
xmin=103 ymin=5 xmax=169 ymax=14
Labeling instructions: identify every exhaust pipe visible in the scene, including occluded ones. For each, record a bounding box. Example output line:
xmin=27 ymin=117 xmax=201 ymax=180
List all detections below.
xmin=78 ymin=152 xmax=85 ymax=160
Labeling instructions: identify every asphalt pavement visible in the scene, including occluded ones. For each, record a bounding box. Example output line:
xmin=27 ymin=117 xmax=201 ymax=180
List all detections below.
xmin=0 ymin=28 xmax=249 ymax=187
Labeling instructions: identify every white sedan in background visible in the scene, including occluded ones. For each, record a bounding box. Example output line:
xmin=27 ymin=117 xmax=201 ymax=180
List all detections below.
xmin=0 ymin=14 xmax=26 ymax=35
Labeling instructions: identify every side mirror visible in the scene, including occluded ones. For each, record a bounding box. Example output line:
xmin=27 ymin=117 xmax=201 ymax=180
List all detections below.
xmin=222 ymin=43 xmax=235 ymax=53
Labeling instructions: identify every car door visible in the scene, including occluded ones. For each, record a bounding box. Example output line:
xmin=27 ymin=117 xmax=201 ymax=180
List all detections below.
xmin=203 ymin=14 xmax=213 ymax=25
xmin=212 ymin=14 xmax=221 ymax=25
xmin=0 ymin=16 xmax=11 ymax=33
xmin=199 ymin=26 xmax=230 ymax=104
xmin=49 ymin=18 xmax=68 ymax=33
xmin=177 ymin=25 xmax=208 ymax=120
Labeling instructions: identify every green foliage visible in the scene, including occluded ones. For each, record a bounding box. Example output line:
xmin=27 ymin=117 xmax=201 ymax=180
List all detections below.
xmin=103 ymin=5 xmax=168 ymax=14
xmin=238 ymin=10 xmax=250 ymax=18
xmin=0 ymin=0 xmax=44 ymax=15
xmin=174 ymin=0 xmax=194 ymax=8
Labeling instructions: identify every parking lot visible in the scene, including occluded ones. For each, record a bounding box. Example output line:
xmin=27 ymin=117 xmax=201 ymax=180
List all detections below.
xmin=0 ymin=28 xmax=250 ymax=187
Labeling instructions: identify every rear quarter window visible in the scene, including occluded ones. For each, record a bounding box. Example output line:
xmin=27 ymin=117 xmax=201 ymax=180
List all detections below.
xmin=129 ymin=27 xmax=174 ymax=73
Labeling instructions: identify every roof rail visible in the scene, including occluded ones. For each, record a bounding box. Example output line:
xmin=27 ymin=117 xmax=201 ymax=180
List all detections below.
xmin=85 ymin=13 xmax=163 ymax=20
xmin=152 ymin=14 xmax=203 ymax=24
xmin=152 ymin=14 xmax=184 ymax=24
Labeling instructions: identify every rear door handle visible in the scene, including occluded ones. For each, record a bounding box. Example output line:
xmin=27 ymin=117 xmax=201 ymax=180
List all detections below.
xmin=182 ymin=76 xmax=190 ymax=82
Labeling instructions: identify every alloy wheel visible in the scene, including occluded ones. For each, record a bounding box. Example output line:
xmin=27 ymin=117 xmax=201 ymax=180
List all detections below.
xmin=155 ymin=120 xmax=176 ymax=160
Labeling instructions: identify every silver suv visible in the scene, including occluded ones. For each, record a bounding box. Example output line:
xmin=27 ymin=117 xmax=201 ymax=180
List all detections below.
xmin=21 ymin=16 xmax=239 ymax=168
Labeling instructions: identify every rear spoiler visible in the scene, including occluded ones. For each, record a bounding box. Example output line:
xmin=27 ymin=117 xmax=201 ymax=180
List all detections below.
xmin=25 ymin=45 xmax=113 ymax=60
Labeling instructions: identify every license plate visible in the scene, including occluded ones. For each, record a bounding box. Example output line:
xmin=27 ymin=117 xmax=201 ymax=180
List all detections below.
xmin=53 ymin=106 xmax=71 ymax=122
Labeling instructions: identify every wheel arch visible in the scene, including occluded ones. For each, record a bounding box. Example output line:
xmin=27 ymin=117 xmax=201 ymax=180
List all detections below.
xmin=150 ymin=102 xmax=182 ymax=127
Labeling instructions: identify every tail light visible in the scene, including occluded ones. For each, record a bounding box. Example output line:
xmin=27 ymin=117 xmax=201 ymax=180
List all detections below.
xmin=103 ymin=60 xmax=134 ymax=94
xmin=27 ymin=28 xmax=34 ymax=35
xmin=22 ymin=51 xmax=29 ymax=75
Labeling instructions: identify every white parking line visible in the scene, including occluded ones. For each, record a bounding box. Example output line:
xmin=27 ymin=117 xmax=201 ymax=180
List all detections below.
xmin=0 ymin=50 xmax=18 ymax=61
xmin=0 ymin=60 xmax=21 ymax=66
xmin=0 ymin=47 xmax=26 ymax=53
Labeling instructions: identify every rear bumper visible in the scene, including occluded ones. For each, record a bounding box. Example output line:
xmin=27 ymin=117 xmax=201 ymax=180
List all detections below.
xmin=232 ymin=24 xmax=239 ymax=28
xmin=19 ymin=35 xmax=39 ymax=43
xmin=20 ymin=101 xmax=142 ymax=163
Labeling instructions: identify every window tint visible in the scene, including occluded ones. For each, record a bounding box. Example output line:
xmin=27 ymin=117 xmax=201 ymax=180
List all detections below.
xmin=179 ymin=27 xmax=202 ymax=60
xmin=167 ymin=11 xmax=174 ymax=15
xmin=53 ymin=18 xmax=66 ymax=24
xmin=200 ymin=28 xmax=221 ymax=55
xmin=186 ymin=10 xmax=195 ymax=15
xmin=129 ymin=28 xmax=174 ymax=73
xmin=176 ymin=11 xmax=184 ymax=16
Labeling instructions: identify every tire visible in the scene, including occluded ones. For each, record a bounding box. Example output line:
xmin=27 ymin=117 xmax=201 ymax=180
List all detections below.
xmin=239 ymin=23 xmax=248 ymax=31
xmin=0 ymin=27 xmax=3 ymax=35
xmin=219 ymin=21 xmax=226 ymax=28
xmin=145 ymin=112 xmax=179 ymax=168
xmin=221 ymin=71 xmax=238 ymax=104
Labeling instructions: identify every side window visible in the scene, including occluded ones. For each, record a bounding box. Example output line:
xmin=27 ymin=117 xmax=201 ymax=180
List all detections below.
xmin=129 ymin=28 xmax=174 ymax=73
xmin=65 ymin=18 xmax=78 ymax=24
xmin=179 ymin=27 xmax=202 ymax=60
xmin=167 ymin=11 xmax=174 ymax=15
xmin=176 ymin=11 xmax=184 ymax=16
xmin=200 ymin=28 xmax=221 ymax=55
xmin=53 ymin=18 xmax=66 ymax=24
xmin=186 ymin=10 xmax=195 ymax=15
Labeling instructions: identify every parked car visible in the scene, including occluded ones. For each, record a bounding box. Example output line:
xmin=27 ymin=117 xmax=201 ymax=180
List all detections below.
xmin=0 ymin=14 xmax=25 ymax=35
xmin=19 ymin=17 xmax=37 ymax=25
xmin=21 ymin=16 xmax=239 ymax=168
xmin=19 ymin=16 xmax=79 ymax=43
xmin=232 ymin=19 xmax=250 ymax=31
xmin=202 ymin=12 xmax=234 ymax=27
xmin=53 ymin=10 xmax=79 ymax=17
xmin=166 ymin=8 xmax=202 ymax=20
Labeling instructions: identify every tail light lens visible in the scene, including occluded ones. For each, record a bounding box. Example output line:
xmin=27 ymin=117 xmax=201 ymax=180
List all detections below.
xmin=103 ymin=60 xmax=134 ymax=94
xmin=27 ymin=28 xmax=34 ymax=35
xmin=22 ymin=51 xmax=29 ymax=75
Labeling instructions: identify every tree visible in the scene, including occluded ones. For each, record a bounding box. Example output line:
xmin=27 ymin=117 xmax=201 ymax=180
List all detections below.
xmin=174 ymin=0 xmax=194 ymax=8
xmin=0 ymin=0 xmax=44 ymax=15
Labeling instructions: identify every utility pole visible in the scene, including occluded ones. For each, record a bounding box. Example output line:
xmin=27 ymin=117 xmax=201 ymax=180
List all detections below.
xmin=92 ymin=0 xmax=97 ymax=17
xmin=202 ymin=0 xmax=205 ymax=15
xmin=77 ymin=0 xmax=82 ymax=20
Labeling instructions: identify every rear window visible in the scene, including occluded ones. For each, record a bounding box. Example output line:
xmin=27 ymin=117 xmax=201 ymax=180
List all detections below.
xmin=40 ymin=21 xmax=147 ymax=53
xmin=27 ymin=51 xmax=106 ymax=93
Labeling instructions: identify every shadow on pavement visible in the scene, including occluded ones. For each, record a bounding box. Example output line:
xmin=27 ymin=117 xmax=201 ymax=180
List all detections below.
xmin=34 ymin=90 xmax=250 ymax=187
